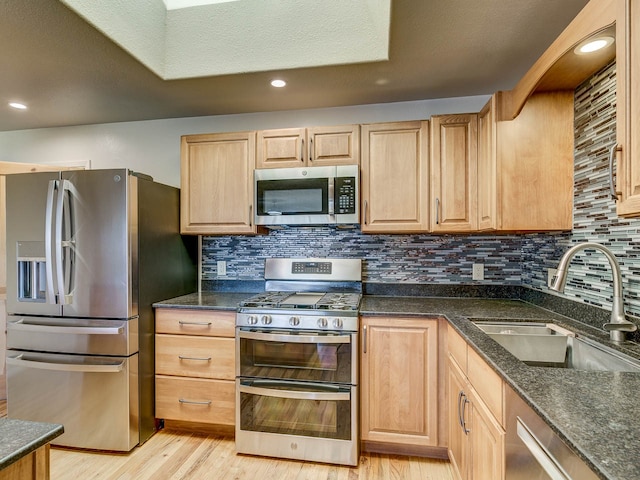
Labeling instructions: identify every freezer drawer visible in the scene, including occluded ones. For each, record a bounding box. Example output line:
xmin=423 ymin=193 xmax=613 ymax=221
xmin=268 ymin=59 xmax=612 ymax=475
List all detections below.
xmin=7 ymin=315 xmax=137 ymax=356
xmin=6 ymin=350 xmax=139 ymax=451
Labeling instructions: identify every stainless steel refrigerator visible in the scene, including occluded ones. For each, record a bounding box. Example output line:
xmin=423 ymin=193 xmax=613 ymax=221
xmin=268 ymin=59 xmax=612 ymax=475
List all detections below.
xmin=5 ymin=169 xmax=196 ymax=451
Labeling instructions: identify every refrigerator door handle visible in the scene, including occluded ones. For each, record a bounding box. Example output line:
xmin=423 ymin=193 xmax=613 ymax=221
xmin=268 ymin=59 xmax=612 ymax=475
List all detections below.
xmin=45 ymin=179 xmax=58 ymax=304
xmin=55 ymin=179 xmax=75 ymax=305
xmin=11 ymin=319 xmax=125 ymax=335
xmin=7 ymin=354 xmax=126 ymax=373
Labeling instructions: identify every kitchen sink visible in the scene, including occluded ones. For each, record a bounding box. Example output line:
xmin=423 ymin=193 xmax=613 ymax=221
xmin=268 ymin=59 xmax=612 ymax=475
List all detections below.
xmin=473 ymin=321 xmax=570 ymax=363
xmin=472 ymin=320 xmax=640 ymax=373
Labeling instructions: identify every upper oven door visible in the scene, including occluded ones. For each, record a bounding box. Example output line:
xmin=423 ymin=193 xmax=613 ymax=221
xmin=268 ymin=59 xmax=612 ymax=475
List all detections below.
xmin=237 ymin=328 xmax=357 ymax=385
xmin=255 ymin=166 xmax=334 ymax=226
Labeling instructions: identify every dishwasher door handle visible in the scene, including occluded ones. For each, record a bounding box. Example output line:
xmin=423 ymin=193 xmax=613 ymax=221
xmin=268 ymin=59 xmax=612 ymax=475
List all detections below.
xmin=516 ymin=417 xmax=571 ymax=480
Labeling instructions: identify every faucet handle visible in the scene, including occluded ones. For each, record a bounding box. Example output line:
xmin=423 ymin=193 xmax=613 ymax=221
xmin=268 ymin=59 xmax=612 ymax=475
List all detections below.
xmin=603 ymin=322 xmax=638 ymax=333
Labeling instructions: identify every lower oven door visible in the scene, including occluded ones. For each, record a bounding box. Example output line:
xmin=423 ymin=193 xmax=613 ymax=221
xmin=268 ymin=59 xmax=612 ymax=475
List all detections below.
xmin=6 ymin=350 xmax=139 ymax=451
xmin=236 ymin=378 xmax=358 ymax=466
xmin=236 ymin=328 xmax=356 ymax=384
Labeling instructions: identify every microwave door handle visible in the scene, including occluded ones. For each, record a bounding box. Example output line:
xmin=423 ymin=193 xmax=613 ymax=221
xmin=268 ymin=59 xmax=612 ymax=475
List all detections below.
xmin=44 ymin=179 xmax=58 ymax=304
xmin=328 ymin=177 xmax=335 ymax=215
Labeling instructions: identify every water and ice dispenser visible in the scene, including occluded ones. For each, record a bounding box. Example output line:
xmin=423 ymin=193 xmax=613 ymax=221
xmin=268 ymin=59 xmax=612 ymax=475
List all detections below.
xmin=16 ymin=241 xmax=47 ymax=302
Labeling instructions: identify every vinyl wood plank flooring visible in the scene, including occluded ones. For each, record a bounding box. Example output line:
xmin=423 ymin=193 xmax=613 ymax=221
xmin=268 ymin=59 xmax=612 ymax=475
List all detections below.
xmin=47 ymin=429 xmax=454 ymax=480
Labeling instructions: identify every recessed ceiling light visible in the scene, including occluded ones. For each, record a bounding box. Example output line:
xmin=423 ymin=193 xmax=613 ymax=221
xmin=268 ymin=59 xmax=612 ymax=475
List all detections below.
xmin=574 ymin=35 xmax=615 ymax=55
xmin=270 ymin=79 xmax=286 ymax=88
xmin=9 ymin=102 xmax=27 ymax=110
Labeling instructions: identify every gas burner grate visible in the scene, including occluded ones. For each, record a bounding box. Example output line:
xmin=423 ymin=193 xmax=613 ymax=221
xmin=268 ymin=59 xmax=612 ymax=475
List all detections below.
xmin=239 ymin=291 xmax=361 ymax=311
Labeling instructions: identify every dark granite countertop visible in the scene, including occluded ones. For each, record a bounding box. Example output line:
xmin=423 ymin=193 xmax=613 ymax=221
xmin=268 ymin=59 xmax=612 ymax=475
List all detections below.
xmin=0 ymin=419 xmax=63 ymax=470
xmin=155 ymin=290 xmax=640 ymax=479
xmin=362 ymin=295 xmax=640 ymax=480
xmin=153 ymin=291 xmax=254 ymax=310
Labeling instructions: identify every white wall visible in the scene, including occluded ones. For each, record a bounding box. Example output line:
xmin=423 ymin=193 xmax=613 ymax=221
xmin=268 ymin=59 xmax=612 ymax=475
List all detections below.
xmin=0 ymin=95 xmax=490 ymax=188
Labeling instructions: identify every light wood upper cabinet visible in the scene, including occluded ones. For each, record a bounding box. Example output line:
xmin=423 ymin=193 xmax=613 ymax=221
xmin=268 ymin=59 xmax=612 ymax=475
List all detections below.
xmin=430 ymin=114 xmax=478 ymax=233
xmin=180 ymin=131 xmax=258 ymax=235
xmin=360 ymin=316 xmax=439 ymax=449
xmin=360 ymin=121 xmax=430 ymax=233
xmin=476 ymin=92 xmax=575 ymax=233
xmin=478 ymin=101 xmax=498 ymax=231
xmin=615 ymin=0 xmax=640 ymax=216
xmin=495 ymin=92 xmax=574 ymax=231
xmin=256 ymin=125 xmax=359 ymax=168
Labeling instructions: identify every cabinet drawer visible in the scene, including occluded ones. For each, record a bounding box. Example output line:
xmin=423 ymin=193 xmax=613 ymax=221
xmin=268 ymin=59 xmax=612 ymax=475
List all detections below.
xmin=156 ymin=375 xmax=235 ymax=426
xmin=448 ymin=326 xmax=468 ymax=373
xmin=156 ymin=308 xmax=235 ymax=337
xmin=156 ymin=334 xmax=235 ymax=380
xmin=468 ymin=347 xmax=504 ymax=426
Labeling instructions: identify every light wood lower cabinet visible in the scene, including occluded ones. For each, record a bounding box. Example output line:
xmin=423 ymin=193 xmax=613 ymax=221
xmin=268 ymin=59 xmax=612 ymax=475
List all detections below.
xmin=155 ymin=308 xmax=236 ymax=429
xmin=447 ymin=327 xmax=505 ymax=480
xmin=360 ymin=316 xmax=439 ymax=450
xmin=0 ymin=444 xmax=50 ymax=480
xmin=155 ymin=376 xmax=235 ymax=426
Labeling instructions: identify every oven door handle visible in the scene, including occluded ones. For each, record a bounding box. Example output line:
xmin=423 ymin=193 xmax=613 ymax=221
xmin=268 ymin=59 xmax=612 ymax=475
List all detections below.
xmin=238 ymin=330 xmax=351 ymax=344
xmin=239 ymin=381 xmax=351 ymax=401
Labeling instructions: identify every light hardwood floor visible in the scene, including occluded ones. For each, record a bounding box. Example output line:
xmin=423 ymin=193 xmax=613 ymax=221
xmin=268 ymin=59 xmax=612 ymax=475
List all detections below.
xmin=0 ymin=402 xmax=453 ymax=480
xmin=49 ymin=430 xmax=454 ymax=480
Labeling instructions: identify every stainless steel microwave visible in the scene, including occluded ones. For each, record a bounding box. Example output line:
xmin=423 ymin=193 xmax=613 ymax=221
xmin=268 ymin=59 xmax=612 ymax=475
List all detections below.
xmin=254 ymin=165 xmax=359 ymax=226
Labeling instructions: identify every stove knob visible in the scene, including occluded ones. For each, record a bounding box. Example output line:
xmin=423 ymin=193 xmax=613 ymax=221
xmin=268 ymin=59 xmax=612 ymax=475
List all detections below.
xmin=247 ymin=315 xmax=258 ymax=325
xmin=289 ymin=316 xmax=300 ymax=326
xmin=333 ymin=318 xmax=343 ymax=329
xmin=317 ymin=317 xmax=328 ymax=328
xmin=261 ymin=315 xmax=272 ymax=325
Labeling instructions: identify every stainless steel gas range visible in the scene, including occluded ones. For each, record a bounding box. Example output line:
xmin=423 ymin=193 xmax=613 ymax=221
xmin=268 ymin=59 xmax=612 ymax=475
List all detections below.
xmin=235 ymin=258 xmax=361 ymax=466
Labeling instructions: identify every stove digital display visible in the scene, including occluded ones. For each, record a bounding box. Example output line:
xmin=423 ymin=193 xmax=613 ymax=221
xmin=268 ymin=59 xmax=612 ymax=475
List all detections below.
xmin=291 ymin=261 xmax=332 ymax=274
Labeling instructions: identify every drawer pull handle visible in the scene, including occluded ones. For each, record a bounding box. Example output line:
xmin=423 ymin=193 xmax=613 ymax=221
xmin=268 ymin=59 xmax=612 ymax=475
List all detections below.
xmin=178 ymin=355 xmax=212 ymax=361
xmin=178 ymin=321 xmax=212 ymax=326
xmin=178 ymin=399 xmax=212 ymax=406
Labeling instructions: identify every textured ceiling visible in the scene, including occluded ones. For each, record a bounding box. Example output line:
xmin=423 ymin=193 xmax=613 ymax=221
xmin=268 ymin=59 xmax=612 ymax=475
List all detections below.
xmin=60 ymin=0 xmax=392 ymax=79
xmin=0 ymin=0 xmax=590 ymax=132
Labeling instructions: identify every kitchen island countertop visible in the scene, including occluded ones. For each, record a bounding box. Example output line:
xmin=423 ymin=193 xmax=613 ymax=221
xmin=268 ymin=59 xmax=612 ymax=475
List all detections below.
xmin=0 ymin=419 xmax=63 ymax=471
xmin=155 ymin=291 xmax=640 ymax=480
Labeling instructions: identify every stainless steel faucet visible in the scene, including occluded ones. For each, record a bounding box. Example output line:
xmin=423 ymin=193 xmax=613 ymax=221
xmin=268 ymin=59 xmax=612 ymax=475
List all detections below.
xmin=548 ymin=242 xmax=637 ymax=343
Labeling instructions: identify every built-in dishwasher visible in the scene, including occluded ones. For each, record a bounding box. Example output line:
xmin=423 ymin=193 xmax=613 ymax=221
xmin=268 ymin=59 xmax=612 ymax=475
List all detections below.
xmin=505 ymin=387 xmax=599 ymax=480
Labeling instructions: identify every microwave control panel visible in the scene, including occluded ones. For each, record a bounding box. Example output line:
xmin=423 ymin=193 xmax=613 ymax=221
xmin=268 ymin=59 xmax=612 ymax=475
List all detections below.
xmin=335 ymin=177 xmax=357 ymax=214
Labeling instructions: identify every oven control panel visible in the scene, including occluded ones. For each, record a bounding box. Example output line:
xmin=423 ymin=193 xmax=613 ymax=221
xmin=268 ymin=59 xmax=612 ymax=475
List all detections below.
xmin=291 ymin=261 xmax=332 ymax=274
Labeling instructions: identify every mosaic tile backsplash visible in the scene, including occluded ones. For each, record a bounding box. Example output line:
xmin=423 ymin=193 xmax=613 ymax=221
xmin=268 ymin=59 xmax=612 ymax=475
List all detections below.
xmin=202 ymin=60 xmax=640 ymax=317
